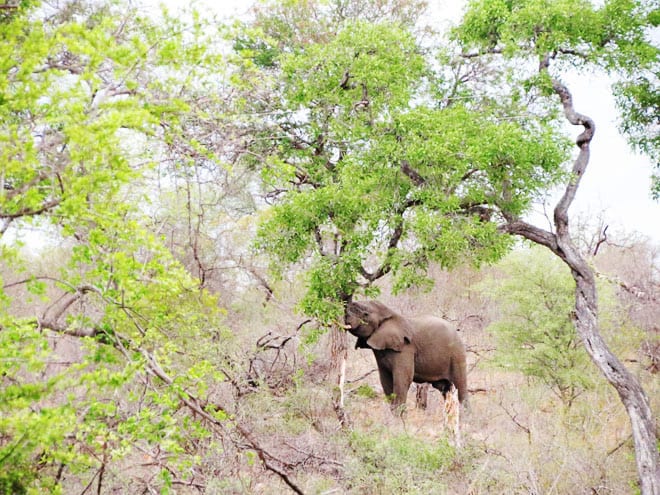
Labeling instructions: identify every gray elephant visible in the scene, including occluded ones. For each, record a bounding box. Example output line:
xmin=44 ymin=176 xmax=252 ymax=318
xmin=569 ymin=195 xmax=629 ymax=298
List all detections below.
xmin=344 ymin=300 xmax=468 ymax=412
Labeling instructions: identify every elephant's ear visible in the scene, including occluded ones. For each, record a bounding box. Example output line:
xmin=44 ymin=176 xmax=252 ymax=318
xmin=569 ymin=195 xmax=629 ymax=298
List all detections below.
xmin=364 ymin=300 xmax=397 ymax=327
xmin=366 ymin=319 xmax=411 ymax=352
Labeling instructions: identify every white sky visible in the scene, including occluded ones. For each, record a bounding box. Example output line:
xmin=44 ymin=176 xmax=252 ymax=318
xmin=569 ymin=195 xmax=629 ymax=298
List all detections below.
xmin=158 ymin=0 xmax=659 ymax=244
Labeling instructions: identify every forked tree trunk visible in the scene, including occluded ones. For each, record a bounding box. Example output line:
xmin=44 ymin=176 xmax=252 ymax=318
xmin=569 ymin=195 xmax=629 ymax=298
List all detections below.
xmin=504 ymin=67 xmax=659 ymax=494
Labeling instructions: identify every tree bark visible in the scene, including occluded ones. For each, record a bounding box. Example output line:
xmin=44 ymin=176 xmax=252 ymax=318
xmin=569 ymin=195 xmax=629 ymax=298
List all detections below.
xmin=330 ymin=324 xmax=351 ymax=427
xmin=571 ymin=263 xmax=659 ymax=495
xmin=504 ymin=69 xmax=659 ymax=494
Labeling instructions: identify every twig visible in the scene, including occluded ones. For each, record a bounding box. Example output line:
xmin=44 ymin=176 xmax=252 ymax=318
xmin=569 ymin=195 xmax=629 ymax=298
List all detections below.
xmin=593 ymin=225 xmax=609 ymax=256
xmin=498 ymin=401 xmax=532 ymax=444
xmin=78 ymin=468 xmax=101 ymax=495
xmin=346 ymin=368 xmax=377 ymax=384
xmin=606 ymin=434 xmax=632 ymax=457
xmin=282 ymin=442 xmax=344 ymax=468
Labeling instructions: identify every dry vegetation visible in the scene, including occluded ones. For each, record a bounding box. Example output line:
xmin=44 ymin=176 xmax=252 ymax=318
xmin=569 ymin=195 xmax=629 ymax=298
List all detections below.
xmin=3 ymin=238 xmax=657 ymax=494
xmin=186 ymin=240 xmax=657 ymax=494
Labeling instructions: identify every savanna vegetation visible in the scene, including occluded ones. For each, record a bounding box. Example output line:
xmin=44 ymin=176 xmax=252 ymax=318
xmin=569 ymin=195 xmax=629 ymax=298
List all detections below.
xmin=1 ymin=0 xmax=658 ymax=493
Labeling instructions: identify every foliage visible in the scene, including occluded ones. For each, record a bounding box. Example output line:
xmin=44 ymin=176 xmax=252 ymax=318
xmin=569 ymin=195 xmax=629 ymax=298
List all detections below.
xmin=456 ymin=0 xmax=660 ymax=198
xmin=481 ymin=243 xmax=651 ymax=410
xmin=615 ymin=72 xmax=660 ymax=198
xmin=457 ymin=0 xmax=656 ymax=64
xmin=453 ymin=3 xmax=660 ymax=490
xmin=1 ymin=0 xmax=658 ymax=492
xmin=480 ymin=247 xmax=599 ymax=406
xmin=347 ymin=429 xmax=456 ymax=494
xmin=244 ymin=11 xmax=569 ymax=319
xmin=0 ymin=0 xmax=234 ymax=492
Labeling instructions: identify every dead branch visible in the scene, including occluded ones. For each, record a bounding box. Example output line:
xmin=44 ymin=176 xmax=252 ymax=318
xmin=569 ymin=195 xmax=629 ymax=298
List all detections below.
xmin=346 ymin=368 xmax=377 ymax=384
xmin=607 ymin=434 xmax=633 ymax=457
xmin=498 ymin=400 xmax=531 ymax=444
xmin=593 ymin=225 xmax=609 ymax=256
xmin=282 ymin=441 xmax=344 ymax=468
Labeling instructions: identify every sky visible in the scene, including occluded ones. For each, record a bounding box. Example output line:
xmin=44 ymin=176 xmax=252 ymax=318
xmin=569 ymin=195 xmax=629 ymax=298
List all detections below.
xmin=157 ymin=0 xmax=660 ymax=244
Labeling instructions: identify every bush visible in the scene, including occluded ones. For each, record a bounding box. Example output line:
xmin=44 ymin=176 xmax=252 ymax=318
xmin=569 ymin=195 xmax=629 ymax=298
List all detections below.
xmin=346 ymin=429 xmax=456 ymax=494
xmin=480 ymin=247 xmax=597 ymax=406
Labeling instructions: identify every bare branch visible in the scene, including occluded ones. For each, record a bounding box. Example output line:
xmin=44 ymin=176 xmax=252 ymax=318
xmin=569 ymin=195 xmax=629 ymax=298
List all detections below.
xmin=461 ymin=47 xmax=504 ymax=58
xmin=400 ymin=160 xmax=425 ymax=186
xmin=498 ymin=400 xmax=531 ymax=444
xmin=593 ymin=225 xmax=609 ymax=256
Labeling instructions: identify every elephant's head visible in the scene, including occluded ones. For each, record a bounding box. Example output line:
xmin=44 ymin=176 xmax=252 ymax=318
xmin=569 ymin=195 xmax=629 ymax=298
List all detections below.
xmin=344 ymin=300 xmax=411 ymax=351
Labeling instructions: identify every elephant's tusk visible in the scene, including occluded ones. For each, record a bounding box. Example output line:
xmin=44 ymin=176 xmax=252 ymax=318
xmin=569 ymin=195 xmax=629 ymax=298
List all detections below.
xmin=341 ymin=324 xmax=353 ymax=329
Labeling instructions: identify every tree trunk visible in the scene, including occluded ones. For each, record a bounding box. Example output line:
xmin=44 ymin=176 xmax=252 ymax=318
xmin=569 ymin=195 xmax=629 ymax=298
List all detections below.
xmin=330 ymin=324 xmax=350 ymax=427
xmin=416 ymin=383 xmax=429 ymax=409
xmin=570 ymin=257 xmax=659 ymax=495
xmin=503 ymin=65 xmax=659 ymax=494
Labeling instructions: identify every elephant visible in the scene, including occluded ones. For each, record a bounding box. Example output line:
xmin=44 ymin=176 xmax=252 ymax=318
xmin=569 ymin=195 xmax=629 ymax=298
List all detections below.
xmin=344 ymin=300 xmax=468 ymax=412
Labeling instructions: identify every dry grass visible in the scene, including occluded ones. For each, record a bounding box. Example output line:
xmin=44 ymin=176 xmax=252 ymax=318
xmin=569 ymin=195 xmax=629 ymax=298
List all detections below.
xmin=203 ymin=267 xmax=658 ymax=494
xmin=4 ymin=253 xmax=656 ymax=494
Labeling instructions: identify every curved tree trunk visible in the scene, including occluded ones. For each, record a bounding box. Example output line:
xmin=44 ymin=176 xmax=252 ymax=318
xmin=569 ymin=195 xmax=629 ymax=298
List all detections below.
xmin=571 ymin=261 xmax=659 ymax=495
xmin=504 ymin=65 xmax=659 ymax=494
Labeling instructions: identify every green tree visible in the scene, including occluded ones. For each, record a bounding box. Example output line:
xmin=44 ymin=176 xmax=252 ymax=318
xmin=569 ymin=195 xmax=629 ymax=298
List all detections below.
xmin=482 ymin=247 xmax=597 ymax=407
xmin=0 ymin=1 xmax=302 ymax=493
xmin=455 ymin=0 xmax=660 ymax=492
xmin=247 ymin=18 xmax=568 ymax=319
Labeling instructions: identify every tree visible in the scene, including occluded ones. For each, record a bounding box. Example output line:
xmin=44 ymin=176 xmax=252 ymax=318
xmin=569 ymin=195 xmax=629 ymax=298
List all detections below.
xmin=615 ymin=73 xmax=660 ymax=199
xmin=248 ymin=19 xmax=567 ymax=318
xmin=454 ymin=0 xmax=660 ymax=492
xmin=237 ymin=0 xmax=569 ymax=425
xmin=240 ymin=0 xmax=659 ymax=491
xmin=0 ymin=1 xmax=304 ymax=492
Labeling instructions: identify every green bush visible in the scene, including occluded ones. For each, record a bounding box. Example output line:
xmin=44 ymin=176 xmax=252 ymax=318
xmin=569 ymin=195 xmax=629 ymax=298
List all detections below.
xmin=346 ymin=429 xmax=456 ymax=494
xmin=480 ymin=247 xmax=598 ymax=406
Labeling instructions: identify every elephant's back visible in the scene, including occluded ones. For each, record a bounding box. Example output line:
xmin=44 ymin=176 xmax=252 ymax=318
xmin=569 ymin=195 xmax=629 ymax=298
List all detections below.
xmin=410 ymin=315 xmax=457 ymax=336
xmin=409 ymin=315 xmax=464 ymax=351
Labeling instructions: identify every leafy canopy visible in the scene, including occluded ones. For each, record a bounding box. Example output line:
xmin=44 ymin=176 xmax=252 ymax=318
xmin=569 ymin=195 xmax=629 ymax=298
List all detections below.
xmin=248 ymin=15 xmax=569 ymax=319
xmin=456 ymin=0 xmax=659 ymax=196
xmin=0 ymin=1 xmax=231 ymax=492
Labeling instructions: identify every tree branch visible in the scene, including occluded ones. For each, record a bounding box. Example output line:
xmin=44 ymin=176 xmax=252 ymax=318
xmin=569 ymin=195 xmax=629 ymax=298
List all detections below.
xmin=499 ymin=219 xmax=558 ymax=253
xmin=400 ymin=160 xmax=425 ymax=186
xmin=34 ymin=309 xmax=306 ymax=494
xmin=461 ymin=47 xmax=504 ymax=58
xmin=140 ymin=349 xmax=306 ymax=494
xmin=0 ymin=198 xmax=62 ymax=219
xmin=547 ymin=71 xmax=595 ymax=238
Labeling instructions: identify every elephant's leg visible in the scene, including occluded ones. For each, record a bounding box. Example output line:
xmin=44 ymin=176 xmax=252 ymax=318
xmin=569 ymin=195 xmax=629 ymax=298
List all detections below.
xmin=432 ymin=379 xmax=452 ymax=400
xmin=450 ymin=356 xmax=469 ymax=409
xmin=390 ymin=360 xmax=413 ymax=413
xmin=377 ymin=366 xmax=394 ymax=399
